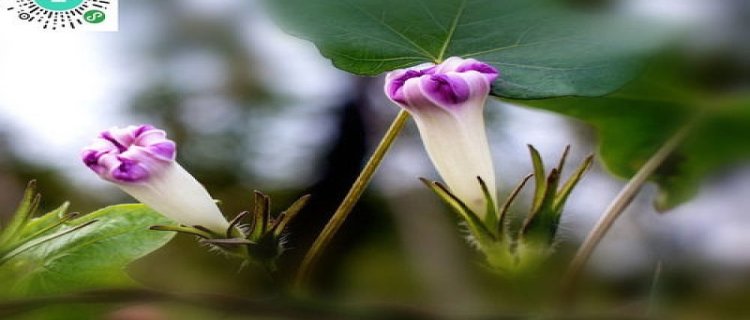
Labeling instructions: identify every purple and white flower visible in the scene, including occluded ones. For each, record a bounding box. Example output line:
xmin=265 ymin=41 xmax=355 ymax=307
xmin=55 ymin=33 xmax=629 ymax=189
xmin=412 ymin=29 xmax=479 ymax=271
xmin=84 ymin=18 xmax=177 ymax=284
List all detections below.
xmin=82 ymin=125 xmax=230 ymax=234
xmin=385 ymin=57 xmax=499 ymax=216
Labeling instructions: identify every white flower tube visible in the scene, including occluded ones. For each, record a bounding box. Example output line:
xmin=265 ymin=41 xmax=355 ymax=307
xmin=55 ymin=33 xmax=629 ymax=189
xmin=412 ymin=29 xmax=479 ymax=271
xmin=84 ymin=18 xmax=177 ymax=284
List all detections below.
xmin=82 ymin=125 xmax=230 ymax=234
xmin=385 ymin=57 xmax=499 ymax=216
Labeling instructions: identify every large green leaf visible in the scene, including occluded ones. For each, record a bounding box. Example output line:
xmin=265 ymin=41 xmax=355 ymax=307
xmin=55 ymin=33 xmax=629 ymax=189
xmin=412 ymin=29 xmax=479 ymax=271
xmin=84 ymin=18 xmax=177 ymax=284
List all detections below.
xmin=266 ymin=0 xmax=665 ymax=98
xmin=519 ymin=68 xmax=750 ymax=211
xmin=0 ymin=204 xmax=174 ymax=297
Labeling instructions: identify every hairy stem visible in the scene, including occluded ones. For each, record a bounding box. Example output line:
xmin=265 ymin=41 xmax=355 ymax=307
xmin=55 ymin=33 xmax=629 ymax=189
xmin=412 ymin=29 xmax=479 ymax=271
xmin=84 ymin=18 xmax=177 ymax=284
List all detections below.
xmin=295 ymin=110 xmax=410 ymax=290
xmin=560 ymin=120 xmax=696 ymax=298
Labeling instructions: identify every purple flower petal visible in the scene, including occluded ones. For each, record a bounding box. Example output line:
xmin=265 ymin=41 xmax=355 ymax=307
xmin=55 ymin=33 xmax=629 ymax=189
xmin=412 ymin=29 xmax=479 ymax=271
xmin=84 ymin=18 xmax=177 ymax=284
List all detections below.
xmin=422 ymin=73 xmax=471 ymax=106
xmin=112 ymin=158 xmax=150 ymax=182
xmin=384 ymin=57 xmax=498 ymax=114
xmin=386 ymin=65 xmax=436 ymax=104
xmin=82 ymin=124 xmax=176 ymax=183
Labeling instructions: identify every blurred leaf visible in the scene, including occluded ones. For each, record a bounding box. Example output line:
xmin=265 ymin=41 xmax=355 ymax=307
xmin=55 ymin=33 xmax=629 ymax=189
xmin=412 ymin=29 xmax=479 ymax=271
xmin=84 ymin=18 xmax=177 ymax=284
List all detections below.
xmin=0 ymin=204 xmax=174 ymax=297
xmin=0 ymin=181 xmax=40 ymax=248
xmin=518 ymin=67 xmax=750 ymax=211
xmin=266 ymin=0 xmax=666 ymax=98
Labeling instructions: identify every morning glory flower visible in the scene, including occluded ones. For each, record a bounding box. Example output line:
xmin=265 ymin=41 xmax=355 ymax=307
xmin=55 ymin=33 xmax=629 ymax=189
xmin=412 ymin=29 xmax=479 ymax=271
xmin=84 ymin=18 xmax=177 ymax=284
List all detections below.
xmin=385 ymin=57 xmax=499 ymax=216
xmin=82 ymin=125 xmax=230 ymax=234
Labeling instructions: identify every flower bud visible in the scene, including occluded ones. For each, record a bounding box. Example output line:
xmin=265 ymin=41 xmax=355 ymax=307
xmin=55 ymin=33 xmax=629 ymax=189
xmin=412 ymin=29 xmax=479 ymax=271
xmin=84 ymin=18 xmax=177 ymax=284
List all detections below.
xmin=385 ymin=57 xmax=499 ymax=216
xmin=82 ymin=125 xmax=230 ymax=234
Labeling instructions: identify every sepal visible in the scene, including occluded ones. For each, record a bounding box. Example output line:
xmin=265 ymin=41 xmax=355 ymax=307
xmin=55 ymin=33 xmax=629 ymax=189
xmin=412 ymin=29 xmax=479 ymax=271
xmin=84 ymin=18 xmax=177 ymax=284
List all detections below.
xmin=149 ymin=191 xmax=310 ymax=271
xmin=423 ymin=145 xmax=593 ymax=275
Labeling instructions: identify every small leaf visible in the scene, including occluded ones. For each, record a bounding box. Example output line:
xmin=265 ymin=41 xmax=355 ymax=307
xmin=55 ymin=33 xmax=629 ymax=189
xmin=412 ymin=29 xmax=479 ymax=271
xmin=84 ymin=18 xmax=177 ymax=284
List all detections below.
xmin=0 ymin=220 xmax=99 ymax=266
xmin=0 ymin=204 xmax=175 ymax=297
xmin=0 ymin=181 xmax=39 ymax=247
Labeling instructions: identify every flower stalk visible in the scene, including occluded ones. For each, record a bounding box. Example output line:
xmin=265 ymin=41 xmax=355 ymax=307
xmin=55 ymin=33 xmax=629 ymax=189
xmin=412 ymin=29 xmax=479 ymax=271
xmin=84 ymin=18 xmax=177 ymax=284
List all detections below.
xmin=560 ymin=119 xmax=696 ymax=298
xmin=295 ymin=109 xmax=410 ymax=290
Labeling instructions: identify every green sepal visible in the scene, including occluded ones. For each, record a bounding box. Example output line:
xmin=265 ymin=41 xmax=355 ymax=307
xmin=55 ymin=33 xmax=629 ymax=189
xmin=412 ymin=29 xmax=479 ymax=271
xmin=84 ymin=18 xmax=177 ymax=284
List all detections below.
xmin=519 ymin=146 xmax=594 ymax=250
xmin=497 ymin=173 xmax=534 ymax=239
xmin=554 ymin=155 xmax=594 ymax=213
xmin=249 ymin=191 xmax=271 ymax=241
xmin=271 ymin=194 xmax=310 ymax=238
xmin=422 ymin=146 xmax=594 ymax=274
xmin=528 ymin=146 xmax=547 ymax=213
xmin=477 ymin=177 xmax=498 ymax=232
xmin=521 ymin=146 xmax=568 ymax=245
xmin=149 ymin=224 xmax=214 ymax=239
xmin=152 ymin=192 xmax=309 ymax=271
xmin=419 ymin=178 xmax=496 ymax=246
xmin=520 ymin=168 xmax=561 ymax=245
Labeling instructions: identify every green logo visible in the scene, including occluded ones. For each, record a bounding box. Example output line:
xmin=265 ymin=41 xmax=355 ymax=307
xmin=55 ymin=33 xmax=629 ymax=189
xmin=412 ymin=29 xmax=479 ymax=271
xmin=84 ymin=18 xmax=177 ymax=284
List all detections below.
xmin=34 ymin=0 xmax=85 ymax=11
xmin=83 ymin=9 xmax=105 ymax=24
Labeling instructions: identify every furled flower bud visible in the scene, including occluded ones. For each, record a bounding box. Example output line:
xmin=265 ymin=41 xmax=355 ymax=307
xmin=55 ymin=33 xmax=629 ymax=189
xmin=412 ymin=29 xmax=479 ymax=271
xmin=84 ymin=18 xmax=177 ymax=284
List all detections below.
xmin=385 ymin=57 xmax=499 ymax=216
xmin=82 ymin=125 xmax=230 ymax=234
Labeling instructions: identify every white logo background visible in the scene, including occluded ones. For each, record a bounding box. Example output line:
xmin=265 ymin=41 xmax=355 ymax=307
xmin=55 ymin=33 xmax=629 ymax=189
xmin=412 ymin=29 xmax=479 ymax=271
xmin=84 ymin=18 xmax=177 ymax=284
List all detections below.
xmin=0 ymin=0 xmax=118 ymax=31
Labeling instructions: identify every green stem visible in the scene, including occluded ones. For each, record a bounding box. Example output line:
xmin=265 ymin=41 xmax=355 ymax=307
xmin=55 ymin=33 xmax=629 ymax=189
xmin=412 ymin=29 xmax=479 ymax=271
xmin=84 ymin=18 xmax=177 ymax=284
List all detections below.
xmin=295 ymin=110 xmax=410 ymax=290
xmin=560 ymin=119 xmax=697 ymax=301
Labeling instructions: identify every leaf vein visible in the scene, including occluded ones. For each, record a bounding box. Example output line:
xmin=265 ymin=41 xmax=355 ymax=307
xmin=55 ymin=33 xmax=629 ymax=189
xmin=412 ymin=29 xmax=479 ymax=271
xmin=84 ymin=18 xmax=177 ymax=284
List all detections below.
xmin=344 ymin=0 xmax=436 ymax=60
xmin=436 ymin=0 xmax=467 ymax=62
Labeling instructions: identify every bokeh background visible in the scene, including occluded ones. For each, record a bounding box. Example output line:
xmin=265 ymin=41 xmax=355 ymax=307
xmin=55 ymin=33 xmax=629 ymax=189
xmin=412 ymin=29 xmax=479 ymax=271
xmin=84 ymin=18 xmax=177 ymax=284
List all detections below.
xmin=0 ymin=0 xmax=749 ymax=318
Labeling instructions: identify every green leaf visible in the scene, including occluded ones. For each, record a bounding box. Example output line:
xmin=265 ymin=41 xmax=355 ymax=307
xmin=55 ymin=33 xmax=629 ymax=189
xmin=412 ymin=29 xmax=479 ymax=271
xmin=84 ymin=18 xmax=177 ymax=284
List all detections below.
xmin=0 ymin=204 xmax=174 ymax=297
xmin=266 ymin=0 xmax=666 ymax=98
xmin=0 ymin=181 xmax=40 ymax=248
xmin=518 ymin=66 xmax=750 ymax=211
xmin=17 ymin=202 xmax=71 ymax=240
